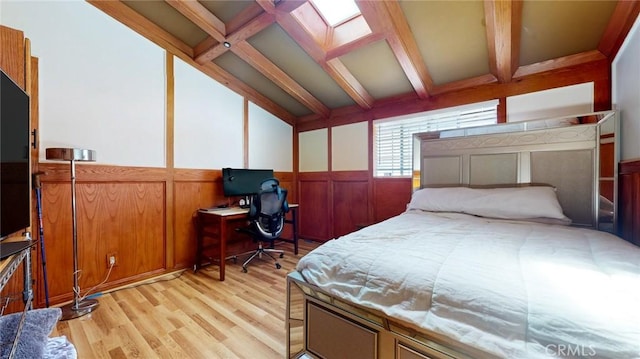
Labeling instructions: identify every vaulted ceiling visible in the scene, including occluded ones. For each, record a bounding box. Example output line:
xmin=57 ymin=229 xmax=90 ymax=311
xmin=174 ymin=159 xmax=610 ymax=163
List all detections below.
xmin=89 ymin=0 xmax=639 ymax=126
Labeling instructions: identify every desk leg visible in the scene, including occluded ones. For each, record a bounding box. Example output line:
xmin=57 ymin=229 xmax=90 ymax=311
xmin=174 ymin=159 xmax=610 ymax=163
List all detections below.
xmin=194 ymin=215 xmax=202 ymax=272
xmin=219 ymin=218 xmax=227 ymax=281
xmin=292 ymin=208 xmax=298 ymax=255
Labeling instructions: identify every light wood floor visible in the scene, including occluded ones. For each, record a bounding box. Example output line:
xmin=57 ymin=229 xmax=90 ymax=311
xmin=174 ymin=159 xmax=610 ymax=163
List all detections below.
xmin=52 ymin=240 xmax=320 ymax=358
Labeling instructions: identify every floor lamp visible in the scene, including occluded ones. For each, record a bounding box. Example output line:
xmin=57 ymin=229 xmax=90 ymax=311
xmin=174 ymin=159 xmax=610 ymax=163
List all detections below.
xmin=45 ymin=147 xmax=98 ymax=320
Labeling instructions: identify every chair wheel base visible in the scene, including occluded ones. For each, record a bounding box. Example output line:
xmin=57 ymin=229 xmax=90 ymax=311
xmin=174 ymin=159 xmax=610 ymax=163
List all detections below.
xmin=242 ymin=267 xmax=248 ymax=273
xmin=276 ymin=263 xmax=281 ymax=269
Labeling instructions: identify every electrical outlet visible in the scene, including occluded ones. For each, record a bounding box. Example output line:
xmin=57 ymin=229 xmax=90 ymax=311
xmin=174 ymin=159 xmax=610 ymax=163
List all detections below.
xmin=107 ymin=253 xmax=117 ymax=268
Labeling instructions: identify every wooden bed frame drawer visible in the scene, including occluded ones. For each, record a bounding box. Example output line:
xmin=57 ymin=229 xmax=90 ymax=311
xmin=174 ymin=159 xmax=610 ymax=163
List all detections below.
xmin=307 ymin=302 xmax=377 ymax=359
xmin=398 ymin=343 xmax=436 ymax=359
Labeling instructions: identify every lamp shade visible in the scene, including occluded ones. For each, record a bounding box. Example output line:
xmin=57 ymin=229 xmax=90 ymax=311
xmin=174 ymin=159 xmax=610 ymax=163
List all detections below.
xmin=46 ymin=148 xmax=96 ymax=162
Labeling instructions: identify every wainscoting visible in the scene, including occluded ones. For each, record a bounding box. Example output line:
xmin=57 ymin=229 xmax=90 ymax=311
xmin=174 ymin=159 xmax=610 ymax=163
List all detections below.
xmin=619 ymin=159 xmax=640 ymax=245
xmin=298 ymin=171 xmax=411 ymax=241
xmin=298 ymin=163 xmax=639 ymax=245
xmin=35 ymin=163 xmax=295 ymax=307
xmin=34 ymin=157 xmax=637 ymax=308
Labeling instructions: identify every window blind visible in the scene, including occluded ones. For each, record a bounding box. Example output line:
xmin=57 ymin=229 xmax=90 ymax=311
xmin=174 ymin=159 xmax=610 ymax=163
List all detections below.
xmin=374 ymin=103 xmax=498 ymax=177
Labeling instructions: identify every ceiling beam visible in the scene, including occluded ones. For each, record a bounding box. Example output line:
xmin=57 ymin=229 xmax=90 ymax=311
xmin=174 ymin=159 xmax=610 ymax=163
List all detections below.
xmin=198 ymin=61 xmax=297 ymax=125
xmin=227 ymin=3 xmax=265 ymax=33
xmin=255 ymin=0 xmax=276 ymax=13
xmin=299 ymin=56 xmax=609 ymax=131
xmin=256 ymin=0 xmax=307 ymax=17
xmin=278 ymin=10 xmax=374 ymax=110
xmin=513 ymin=50 xmax=606 ymax=78
xmin=325 ymin=32 xmax=385 ymax=60
xmin=356 ymin=0 xmax=432 ymax=99
xmin=175 ymin=1 xmax=328 ymax=117
xmin=484 ymin=0 xmax=522 ymax=83
xmin=233 ymin=41 xmax=331 ymax=117
xmin=272 ymin=0 xmax=307 ymax=14
xmin=278 ymin=4 xmax=325 ymax=60
xmin=598 ymin=0 xmax=640 ymax=58
xmin=195 ymin=12 xmax=275 ymax=64
xmin=431 ymin=74 xmax=497 ymax=96
xmin=165 ymin=0 xmax=226 ymax=42
xmin=324 ymin=58 xmax=374 ymax=110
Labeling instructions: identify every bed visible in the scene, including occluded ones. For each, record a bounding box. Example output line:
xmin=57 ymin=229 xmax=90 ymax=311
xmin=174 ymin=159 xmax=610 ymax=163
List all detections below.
xmin=286 ymin=111 xmax=640 ymax=359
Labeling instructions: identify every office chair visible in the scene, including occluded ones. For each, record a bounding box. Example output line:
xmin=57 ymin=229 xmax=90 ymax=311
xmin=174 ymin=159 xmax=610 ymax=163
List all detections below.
xmin=236 ymin=178 xmax=289 ymax=273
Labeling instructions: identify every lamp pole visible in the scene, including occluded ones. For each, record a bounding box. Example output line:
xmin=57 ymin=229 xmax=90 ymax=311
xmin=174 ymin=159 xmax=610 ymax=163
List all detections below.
xmin=45 ymin=148 xmax=98 ymax=320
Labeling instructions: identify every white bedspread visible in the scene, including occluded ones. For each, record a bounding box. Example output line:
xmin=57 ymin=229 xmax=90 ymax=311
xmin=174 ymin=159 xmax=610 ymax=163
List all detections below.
xmin=296 ymin=210 xmax=640 ymax=358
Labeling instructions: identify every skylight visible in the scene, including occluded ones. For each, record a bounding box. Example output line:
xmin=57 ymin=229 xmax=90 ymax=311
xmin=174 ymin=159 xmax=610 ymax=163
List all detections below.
xmin=312 ymin=0 xmax=361 ymax=26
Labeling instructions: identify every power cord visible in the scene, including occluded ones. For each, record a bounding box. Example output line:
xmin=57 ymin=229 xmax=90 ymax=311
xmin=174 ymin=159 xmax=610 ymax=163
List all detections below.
xmin=75 ymin=261 xmax=115 ymax=302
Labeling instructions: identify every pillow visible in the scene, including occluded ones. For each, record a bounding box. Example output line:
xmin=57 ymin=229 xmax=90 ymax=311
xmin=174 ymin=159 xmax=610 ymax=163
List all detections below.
xmin=0 ymin=308 xmax=62 ymax=359
xmin=407 ymin=186 xmax=570 ymax=221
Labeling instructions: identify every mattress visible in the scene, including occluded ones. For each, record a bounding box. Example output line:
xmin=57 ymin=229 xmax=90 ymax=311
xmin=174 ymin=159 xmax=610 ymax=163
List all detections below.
xmin=296 ymin=210 xmax=640 ymax=358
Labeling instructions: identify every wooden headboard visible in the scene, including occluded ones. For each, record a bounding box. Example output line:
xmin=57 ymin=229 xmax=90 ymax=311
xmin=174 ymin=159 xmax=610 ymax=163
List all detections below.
xmin=413 ymin=111 xmax=617 ymax=232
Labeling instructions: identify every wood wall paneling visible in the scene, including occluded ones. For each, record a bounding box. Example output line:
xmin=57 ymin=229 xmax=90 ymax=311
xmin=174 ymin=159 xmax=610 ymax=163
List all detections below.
xmin=34 ymin=163 xmax=171 ymax=306
xmin=173 ymin=181 xmax=221 ymax=268
xmin=40 ymin=180 xmax=166 ymax=304
xmin=333 ymin=180 xmax=369 ymax=237
xmin=297 ymin=172 xmax=412 ymax=241
xmin=373 ymin=178 xmax=412 ymax=223
xmin=31 ymin=163 xmax=297 ymax=307
xmin=619 ymin=160 xmax=640 ymax=245
xmin=0 ymin=25 xmax=26 ymax=88
xmin=298 ymin=173 xmax=330 ymax=241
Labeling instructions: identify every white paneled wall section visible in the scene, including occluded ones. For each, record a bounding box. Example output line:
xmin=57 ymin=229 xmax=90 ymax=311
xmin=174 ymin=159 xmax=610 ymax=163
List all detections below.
xmin=173 ymin=57 xmax=244 ymax=169
xmin=506 ymin=83 xmax=594 ymax=123
xmin=299 ymin=129 xmax=328 ymax=172
xmin=331 ymin=122 xmax=368 ymax=171
xmin=2 ymin=1 xmax=293 ymax=171
xmin=2 ymin=1 xmax=166 ymax=167
xmin=248 ymin=101 xmax=293 ymax=171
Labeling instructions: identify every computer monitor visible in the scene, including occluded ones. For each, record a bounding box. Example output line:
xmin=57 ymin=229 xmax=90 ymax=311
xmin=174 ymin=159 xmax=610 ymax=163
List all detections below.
xmin=221 ymin=168 xmax=274 ymax=197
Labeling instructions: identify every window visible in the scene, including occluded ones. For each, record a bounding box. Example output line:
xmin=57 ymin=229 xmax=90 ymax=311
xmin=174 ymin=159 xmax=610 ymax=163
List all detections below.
xmin=311 ymin=0 xmax=361 ymax=26
xmin=373 ymin=101 xmax=498 ymax=177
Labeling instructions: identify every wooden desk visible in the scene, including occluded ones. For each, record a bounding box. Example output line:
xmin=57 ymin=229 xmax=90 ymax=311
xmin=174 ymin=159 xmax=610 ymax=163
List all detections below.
xmin=195 ymin=204 xmax=298 ymax=281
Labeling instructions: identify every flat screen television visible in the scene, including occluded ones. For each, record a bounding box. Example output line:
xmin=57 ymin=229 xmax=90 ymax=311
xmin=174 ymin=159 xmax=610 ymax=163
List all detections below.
xmin=222 ymin=168 xmax=274 ymax=197
xmin=1 ymin=70 xmax=31 ymax=240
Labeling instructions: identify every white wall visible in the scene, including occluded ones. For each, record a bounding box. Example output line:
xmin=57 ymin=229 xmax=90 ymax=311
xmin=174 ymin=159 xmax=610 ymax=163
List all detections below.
xmin=1 ymin=1 xmax=293 ymax=171
xmin=248 ymin=102 xmax=293 ymax=171
xmin=299 ymin=129 xmax=328 ymax=172
xmin=332 ymin=122 xmax=368 ymax=171
xmin=613 ymin=15 xmax=640 ymax=160
xmin=174 ymin=57 xmax=243 ymax=169
xmin=1 ymin=1 xmax=166 ymax=167
xmin=506 ymin=83 xmax=594 ymax=122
